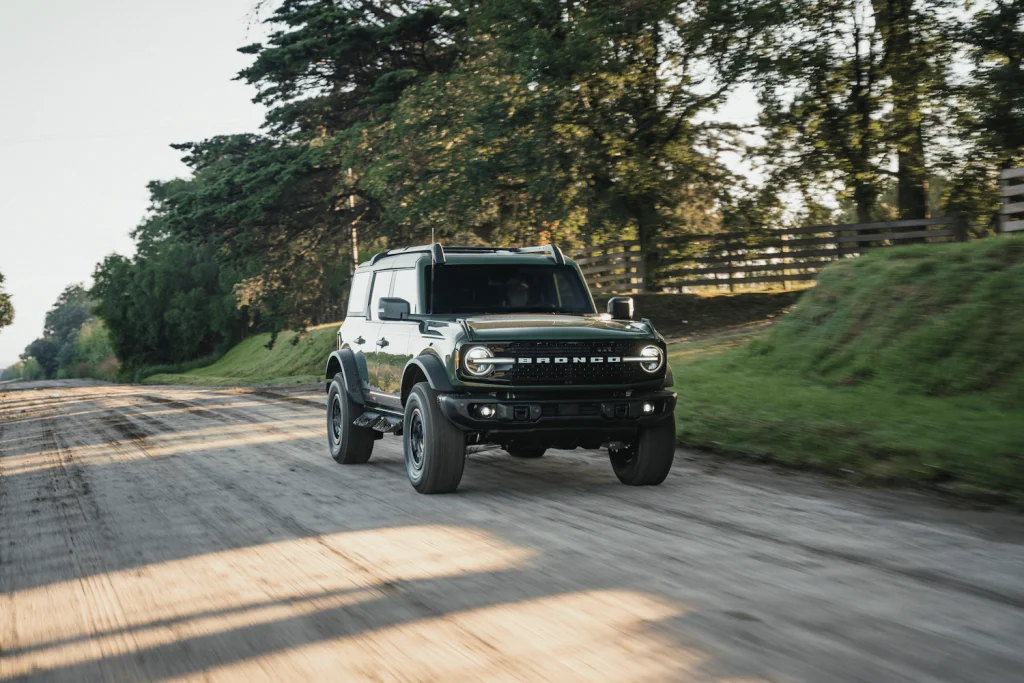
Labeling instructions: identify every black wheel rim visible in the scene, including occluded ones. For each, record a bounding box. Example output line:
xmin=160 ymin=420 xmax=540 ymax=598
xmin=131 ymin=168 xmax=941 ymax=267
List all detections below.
xmin=610 ymin=442 xmax=637 ymax=466
xmin=409 ymin=409 xmax=425 ymax=471
xmin=331 ymin=395 xmax=343 ymax=443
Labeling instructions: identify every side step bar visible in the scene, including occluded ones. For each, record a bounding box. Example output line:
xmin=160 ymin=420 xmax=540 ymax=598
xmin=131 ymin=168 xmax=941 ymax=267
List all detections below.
xmin=353 ymin=411 xmax=403 ymax=434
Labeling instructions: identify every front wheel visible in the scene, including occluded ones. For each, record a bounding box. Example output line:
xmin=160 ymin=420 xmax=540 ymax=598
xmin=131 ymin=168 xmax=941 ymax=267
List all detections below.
xmin=403 ymin=383 xmax=466 ymax=494
xmin=327 ymin=373 xmax=374 ymax=464
xmin=609 ymin=416 xmax=676 ymax=486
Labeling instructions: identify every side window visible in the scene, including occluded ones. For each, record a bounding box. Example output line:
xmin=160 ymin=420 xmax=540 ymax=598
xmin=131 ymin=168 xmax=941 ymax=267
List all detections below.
xmin=391 ymin=269 xmax=421 ymax=314
xmin=368 ymin=270 xmax=395 ymax=321
xmin=346 ymin=272 xmax=371 ymax=317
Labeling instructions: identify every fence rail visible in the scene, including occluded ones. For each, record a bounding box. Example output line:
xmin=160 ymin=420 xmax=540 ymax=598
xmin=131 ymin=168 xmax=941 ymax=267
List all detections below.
xmin=570 ymin=242 xmax=646 ymax=294
xmin=1000 ymin=167 xmax=1024 ymax=234
xmin=572 ymin=217 xmax=966 ymax=294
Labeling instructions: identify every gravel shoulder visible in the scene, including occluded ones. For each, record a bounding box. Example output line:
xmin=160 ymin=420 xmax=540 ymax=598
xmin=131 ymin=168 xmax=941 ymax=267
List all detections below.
xmin=2 ymin=381 xmax=1022 ymax=682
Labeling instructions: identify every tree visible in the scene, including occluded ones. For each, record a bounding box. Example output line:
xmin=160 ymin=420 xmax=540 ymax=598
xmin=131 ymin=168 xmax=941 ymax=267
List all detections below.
xmin=92 ymin=211 xmax=253 ymax=373
xmin=936 ymin=1 xmax=1024 ymax=234
xmin=138 ymin=1 xmax=468 ymax=330
xmin=753 ymin=0 xmax=954 ymax=222
xmin=872 ymin=0 xmax=956 ymax=219
xmin=21 ymin=338 xmax=58 ymax=378
xmin=43 ymin=284 xmax=93 ymax=349
xmin=0 ymin=272 xmax=13 ymax=331
xmin=960 ymin=0 xmax=1024 ymax=166
xmin=19 ymin=285 xmax=93 ymax=379
xmin=365 ymin=0 xmax=763 ymax=287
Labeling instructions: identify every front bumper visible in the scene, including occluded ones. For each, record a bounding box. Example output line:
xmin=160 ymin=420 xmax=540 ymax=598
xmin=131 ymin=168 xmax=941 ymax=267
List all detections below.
xmin=438 ymin=391 xmax=677 ymax=433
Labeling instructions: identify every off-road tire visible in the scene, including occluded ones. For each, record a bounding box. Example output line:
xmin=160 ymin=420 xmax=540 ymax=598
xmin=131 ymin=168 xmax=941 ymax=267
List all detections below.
xmin=609 ymin=416 xmax=676 ymax=486
xmin=403 ymin=382 xmax=465 ymax=493
xmin=327 ymin=373 xmax=374 ymax=464
xmin=507 ymin=446 xmax=546 ymax=459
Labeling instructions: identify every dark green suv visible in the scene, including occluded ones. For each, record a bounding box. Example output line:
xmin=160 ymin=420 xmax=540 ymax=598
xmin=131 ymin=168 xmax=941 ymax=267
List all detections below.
xmin=324 ymin=244 xmax=677 ymax=493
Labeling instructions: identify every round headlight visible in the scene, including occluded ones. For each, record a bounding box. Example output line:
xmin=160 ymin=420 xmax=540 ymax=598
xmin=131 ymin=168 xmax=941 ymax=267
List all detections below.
xmin=464 ymin=346 xmax=494 ymax=376
xmin=639 ymin=345 xmax=664 ymax=373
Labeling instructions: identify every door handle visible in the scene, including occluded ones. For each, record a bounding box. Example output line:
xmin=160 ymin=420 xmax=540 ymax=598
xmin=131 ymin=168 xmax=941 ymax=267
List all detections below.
xmin=354 ymin=336 xmax=365 ymax=344
xmin=377 ymin=338 xmax=389 ymax=348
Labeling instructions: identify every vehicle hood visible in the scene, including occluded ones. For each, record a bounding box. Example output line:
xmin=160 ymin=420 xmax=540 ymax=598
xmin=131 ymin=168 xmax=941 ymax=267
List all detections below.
xmin=462 ymin=315 xmax=657 ymax=341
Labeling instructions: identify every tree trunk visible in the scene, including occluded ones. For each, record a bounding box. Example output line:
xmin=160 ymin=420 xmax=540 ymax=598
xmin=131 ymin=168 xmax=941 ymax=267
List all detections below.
xmin=635 ymin=199 xmax=659 ymax=292
xmin=874 ymin=0 xmax=929 ymax=220
xmin=853 ymin=182 xmax=877 ymax=224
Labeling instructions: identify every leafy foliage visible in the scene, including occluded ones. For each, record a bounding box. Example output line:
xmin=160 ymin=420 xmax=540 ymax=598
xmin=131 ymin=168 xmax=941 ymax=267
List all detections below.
xmin=84 ymin=0 xmax=1024 ymax=370
xmin=13 ymin=284 xmax=118 ymax=381
xmin=92 ymin=210 xmax=253 ymax=375
xmin=752 ymin=0 xmax=956 ymax=221
xmin=0 ymin=271 xmax=13 ymax=331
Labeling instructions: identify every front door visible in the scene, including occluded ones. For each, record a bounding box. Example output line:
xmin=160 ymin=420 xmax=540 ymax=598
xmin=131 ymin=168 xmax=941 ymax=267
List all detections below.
xmin=371 ymin=268 xmax=422 ymax=410
xmin=365 ymin=269 xmax=395 ymax=404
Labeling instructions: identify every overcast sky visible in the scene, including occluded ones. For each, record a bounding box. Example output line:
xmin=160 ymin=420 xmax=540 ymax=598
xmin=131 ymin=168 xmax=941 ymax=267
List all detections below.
xmin=0 ymin=0 xmax=269 ymax=368
xmin=0 ymin=1 xmax=759 ymax=370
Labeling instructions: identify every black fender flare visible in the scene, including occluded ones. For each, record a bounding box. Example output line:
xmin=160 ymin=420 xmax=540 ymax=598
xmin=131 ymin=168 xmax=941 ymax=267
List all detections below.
xmin=663 ymin=364 xmax=674 ymax=389
xmin=325 ymin=349 xmax=366 ymax=405
xmin=401 ymin=353 xmax=454 ymax=404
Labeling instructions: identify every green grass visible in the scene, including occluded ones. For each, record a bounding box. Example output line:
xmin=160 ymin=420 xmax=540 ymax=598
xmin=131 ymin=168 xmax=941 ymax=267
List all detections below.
xmin=672 ymin=237 xmax=1024 ymax=505
xmin=144 ymin=323 xmax=339 ymax=386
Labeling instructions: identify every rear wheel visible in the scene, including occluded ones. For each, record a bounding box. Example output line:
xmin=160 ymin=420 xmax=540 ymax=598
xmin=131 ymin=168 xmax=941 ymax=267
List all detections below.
xmin=327 ymin=373 xmax=374 ymax=464
xmin=609 ymin=416 xmax=676 ymax=486
xmin=507 ymin=446 xmax=546 ymax=459
xmin=403 ymin=383 xmax=465 ymax=493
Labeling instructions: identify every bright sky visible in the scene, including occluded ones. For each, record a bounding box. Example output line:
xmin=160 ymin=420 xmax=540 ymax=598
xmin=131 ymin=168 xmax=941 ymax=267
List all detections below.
xmin=0 ymin=1 xmax=759 ymax=370
xmin=0 ymin=0 xmax=269 ymax=368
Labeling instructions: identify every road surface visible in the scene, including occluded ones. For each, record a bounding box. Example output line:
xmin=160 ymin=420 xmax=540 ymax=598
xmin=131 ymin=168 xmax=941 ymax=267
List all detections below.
xmin=2 ymin=381 xmax=1022 ymax=682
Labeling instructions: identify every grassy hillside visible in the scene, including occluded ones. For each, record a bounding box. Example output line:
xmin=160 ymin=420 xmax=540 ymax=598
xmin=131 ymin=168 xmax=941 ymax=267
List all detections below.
xmin=672 ymin=237 xmax=1024 ymax=505
xmin=144 ymin=323 xmax=339 ymax=386
xmin=594 ymin=290 xmax=801 ymax=339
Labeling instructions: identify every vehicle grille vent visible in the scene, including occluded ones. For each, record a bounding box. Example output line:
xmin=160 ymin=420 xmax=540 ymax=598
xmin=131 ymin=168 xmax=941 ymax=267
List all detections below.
xmin=479 ymin=340 xmax=661 ymax=386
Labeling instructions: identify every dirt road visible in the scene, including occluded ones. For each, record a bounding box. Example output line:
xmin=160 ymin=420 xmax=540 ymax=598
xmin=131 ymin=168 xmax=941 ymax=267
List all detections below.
xmin=2 ymin=381 xmax=1022 ymax=682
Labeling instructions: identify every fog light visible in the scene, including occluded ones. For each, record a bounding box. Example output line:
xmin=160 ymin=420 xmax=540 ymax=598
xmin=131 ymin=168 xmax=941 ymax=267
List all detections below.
xmin=641 ymin=402 xmax=655 ymax=414
xmin=478 ymin=405 xmax=496 ymax=418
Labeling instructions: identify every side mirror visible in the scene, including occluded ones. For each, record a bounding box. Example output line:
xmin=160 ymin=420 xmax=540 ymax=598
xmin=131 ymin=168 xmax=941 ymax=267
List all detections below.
xmin=378 ymin=297 xmax=411 ymax=321
xmin=607 ymin=296 xmax=634 ymax=320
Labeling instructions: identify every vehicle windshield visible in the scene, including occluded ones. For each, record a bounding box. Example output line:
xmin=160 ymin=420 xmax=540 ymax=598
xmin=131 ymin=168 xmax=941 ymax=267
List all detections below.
xmin=427 ymin=264 xmax=595 ymax=315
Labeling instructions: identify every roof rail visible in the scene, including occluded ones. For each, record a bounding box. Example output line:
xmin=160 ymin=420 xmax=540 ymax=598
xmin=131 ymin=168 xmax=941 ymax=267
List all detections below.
xmin=370 ymin=243 xmax=445 ymax=265
xmin=518 ymin=244 xmax=565 ymax=265
xmin=371 ymin=243 xmax=565 ymax=266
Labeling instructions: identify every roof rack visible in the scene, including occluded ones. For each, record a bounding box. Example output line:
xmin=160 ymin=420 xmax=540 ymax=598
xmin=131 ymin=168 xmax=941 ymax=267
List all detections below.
xmin=370 ymin=243 xmax=565 ymax=266
xmin=369 ymin=244 xmax=446 ymax=266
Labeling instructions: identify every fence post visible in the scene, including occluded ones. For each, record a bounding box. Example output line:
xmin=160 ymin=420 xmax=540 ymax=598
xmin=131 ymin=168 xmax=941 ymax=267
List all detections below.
xmin=999 ymin=174 xmax=1008 ymax=233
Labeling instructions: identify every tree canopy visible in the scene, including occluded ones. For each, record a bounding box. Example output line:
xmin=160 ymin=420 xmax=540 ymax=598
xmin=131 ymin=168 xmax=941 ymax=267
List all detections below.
xmin=82 ymin=0 xmax=1024 ymax=369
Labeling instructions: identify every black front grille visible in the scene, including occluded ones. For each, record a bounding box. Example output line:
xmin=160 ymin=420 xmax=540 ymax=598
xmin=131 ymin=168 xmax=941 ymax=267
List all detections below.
xmin=465 ymin=340 xmax=662 ymax=386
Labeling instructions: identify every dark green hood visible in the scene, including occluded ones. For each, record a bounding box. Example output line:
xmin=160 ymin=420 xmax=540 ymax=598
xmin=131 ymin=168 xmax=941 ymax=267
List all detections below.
xmin=462 ymin=315 xmax=657 ymax=341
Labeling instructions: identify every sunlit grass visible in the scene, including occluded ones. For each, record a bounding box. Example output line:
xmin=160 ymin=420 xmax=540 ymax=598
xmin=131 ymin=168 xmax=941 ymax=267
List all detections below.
xmin=671 ymin=238 xmax=1024 ymax=505
xmin=144 ymin=323 xmax=340 ymax=386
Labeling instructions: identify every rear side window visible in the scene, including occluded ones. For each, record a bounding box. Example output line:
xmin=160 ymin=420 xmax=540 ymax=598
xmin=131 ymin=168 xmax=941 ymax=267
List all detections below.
xmin=368 ymin=270 xmax=395 ymax=321
xmin=346 ymin=272 xmax=371 ymax=317
xmin=391 ymin=269 xmax=421 ymax=314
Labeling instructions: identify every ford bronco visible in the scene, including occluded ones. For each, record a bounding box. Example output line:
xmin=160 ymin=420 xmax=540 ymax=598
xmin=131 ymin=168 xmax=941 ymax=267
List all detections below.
xmin=324 ymin=244 xmax=677 ymax=493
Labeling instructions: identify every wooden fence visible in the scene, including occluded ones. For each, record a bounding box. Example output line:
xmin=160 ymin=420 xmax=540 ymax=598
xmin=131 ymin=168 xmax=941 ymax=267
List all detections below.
xmin=1000 ymin=167 xmax=1024 ymax=234
xmin=572 ymin=242 xmax=647 ymax=294
xmin=573 ymin=217 xmax=967 ymax=294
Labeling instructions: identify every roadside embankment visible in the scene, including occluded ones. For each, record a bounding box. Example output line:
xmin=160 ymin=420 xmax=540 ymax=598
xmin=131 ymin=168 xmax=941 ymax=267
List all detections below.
xmin=671 ymin=237 xmax=1024 ymax=505
xmin=143 ymin=324 xmax=339 ymax=386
